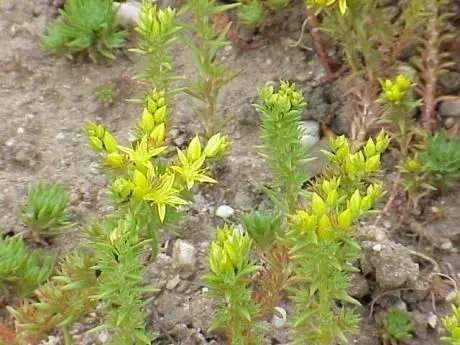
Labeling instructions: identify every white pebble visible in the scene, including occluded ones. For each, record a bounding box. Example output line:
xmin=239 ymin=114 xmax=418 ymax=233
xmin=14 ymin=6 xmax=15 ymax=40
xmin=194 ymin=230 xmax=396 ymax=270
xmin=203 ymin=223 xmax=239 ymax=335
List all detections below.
xmin=5 ymin=138 xmax=15 ymax=147
xmin=215 ymin=205 xmax=235 ymax=218
xmin=172 ymin=239 xmax=197 ymax=270
xmin=427 ymin=312 xmax=438 ymax=328
xmin=55 ymin=132 xmax=65 ymax=140
xmin=114 ymin=2 xmax=141 ymax=28
xmin=17 ymin=127 xmax=24 ymax=134
xmin=372 ymin=244 xmax=382 ymax=252
xmin=298 ymin=121 xmax=320 ymax=148
xmin=271 ymin=307 xmax=288 ymax=328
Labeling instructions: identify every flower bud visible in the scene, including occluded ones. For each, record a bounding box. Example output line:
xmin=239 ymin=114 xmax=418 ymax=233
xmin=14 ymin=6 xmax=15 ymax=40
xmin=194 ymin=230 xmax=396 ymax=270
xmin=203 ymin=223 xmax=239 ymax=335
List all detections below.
xmin=311 ymin=193 xmax=326 ymax=215
xmin=338 ymin=209 xmax=352 ymax=230
xmin=150 ymin=123 xmax=166 ymax=143
xmin=105 ymin=153 xmax=124 ymax=168
xmin=204 ymin=134 xmax=229 ymax=158
xmin=154 ymin=105 xmax=167 ymax=123
xmin=103 ymin=131 xmax=117 ymax=153
xmin=89 ymin=137 xmax=104 ymax=151
xmin=186 ymin=136 xmax=202 ymax=162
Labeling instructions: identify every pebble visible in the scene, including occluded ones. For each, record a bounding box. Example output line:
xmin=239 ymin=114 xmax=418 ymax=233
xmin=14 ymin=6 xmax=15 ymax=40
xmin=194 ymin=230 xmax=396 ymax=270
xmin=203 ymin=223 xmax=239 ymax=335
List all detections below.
xmin=298 ymin=120 xmax=320 ymax=148
xmin=372 ymin=243 xmax=383 ymax=252
xmin=114 ymin=1 xmax=141 ymax=28
xmin=172 ymin=239 xmax=197 ymax=270
xmin=439 ymin=99 xmax=460 ymax=117
xmin=55 ymin=132 xmax=65 ymax=140
xmin=215 ymin=204 xmax=235 ymax=218
xmin=271 ymin=307 xmax=288 ymax=328
xmin=166 ymin=275 xmax=181 ymax=290
xmin=427 ymin=312 xmax=438 ymax=328
xmin=17 ymin=127 xmax=24 ymax=134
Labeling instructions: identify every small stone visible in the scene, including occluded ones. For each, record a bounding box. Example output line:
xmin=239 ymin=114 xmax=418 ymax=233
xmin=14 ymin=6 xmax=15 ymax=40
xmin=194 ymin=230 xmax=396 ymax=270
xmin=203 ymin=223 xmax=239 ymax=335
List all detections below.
xmin=166 ymin=275 xmax=181 ymax=290
xmin=55 ymin=132 xmax=65 ymax=140
xmin=17 ymin=127 xmax=24 ymax=134
xmin=444 ymin=117 xmax=455 ymax=128
xmin=175 ymin=280 xmax=191 ymax=293
xmin=215 ymin=205 xmax=235 ymax=218
xmin=348 ymin=273 xmax=370 ymax=298
xmin=427 ymin=312 xmax=438 ymax=328
xmin=440 ymin=240 xmax=453 ymax=250
xmin=439 ymin=71 xmax=460 ymax=93
xmin=172 ymin=240 xmax=197 ymax=270
xmin=440 ymin=100 xmax=460 ymax=117
xmin=372 ymin=244 xmax=382 ymax=252
xmin=114 ymin=1 xmax=141 ymax=28
xmin=271 ymin=307 xmax=288 ymax=328
xmin=298 ymin=120 xmax=320 ymax=148
xmin=5 ymin=138 xmax=15 ymax=147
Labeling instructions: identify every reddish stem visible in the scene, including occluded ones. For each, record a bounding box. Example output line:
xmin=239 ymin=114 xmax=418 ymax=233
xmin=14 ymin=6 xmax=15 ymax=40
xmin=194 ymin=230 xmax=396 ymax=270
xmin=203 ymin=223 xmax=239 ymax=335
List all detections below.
xmin=421 ymin=8 xmax=440 ymax=132
xmin=305 ymin=9 xmax=334 ymax=80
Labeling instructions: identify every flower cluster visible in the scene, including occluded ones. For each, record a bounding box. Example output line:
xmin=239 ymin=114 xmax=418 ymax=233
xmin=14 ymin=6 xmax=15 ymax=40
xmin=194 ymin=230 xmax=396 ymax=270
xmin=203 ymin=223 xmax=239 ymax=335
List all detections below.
xmin=306 ymin=0 xmax=348 ymax=15
xmin=378 ymin=75 xmax=412 ymax=104
xmin=84 ymin=90 xmax=229 ymax=222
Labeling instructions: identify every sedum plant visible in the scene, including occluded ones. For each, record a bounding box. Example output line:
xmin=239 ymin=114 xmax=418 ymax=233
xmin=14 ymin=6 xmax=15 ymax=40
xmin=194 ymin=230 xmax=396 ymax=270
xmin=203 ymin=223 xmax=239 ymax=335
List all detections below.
xmin=132 ymin=1 xmax=239 ymax=138
xmin=130 ymin=2 xmax=182 ymax=91
xmin=205 ymin=82 xmax=389 ymax=345
xmin=204 ymin=225 xmax=263 ymax=344
xmin=83 ymin=215 xmax=156 ymax=345
xmin=381 ymin=309 xmax=414 ymax=345
xmin=84 ymin=87 xmax=228 ymax=343
xmin=286 ymin=132 xmax=388 ymax=345
xmin=41 ymin=0 xmax=126 ymax=62
xmin=442 ymin=305 xmax=460 ymax=345
xmin=8 ymin=252 xmax=96 ymax=345
xmin=21 ymin=182 xmax=74 ymax=240
xmin=0 ymin=235 xmax=54 ymax=299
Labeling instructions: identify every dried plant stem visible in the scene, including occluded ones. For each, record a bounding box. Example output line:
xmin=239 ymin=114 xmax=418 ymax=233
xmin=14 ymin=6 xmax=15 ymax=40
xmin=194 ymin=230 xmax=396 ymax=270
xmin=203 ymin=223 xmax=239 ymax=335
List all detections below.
xmin=305 ymin=9 xmax=334 ymax=80
xmin=373 ymin=172 xmax=401 ymax=227
xmin=420 ymin=14 xmax=439 ymax=132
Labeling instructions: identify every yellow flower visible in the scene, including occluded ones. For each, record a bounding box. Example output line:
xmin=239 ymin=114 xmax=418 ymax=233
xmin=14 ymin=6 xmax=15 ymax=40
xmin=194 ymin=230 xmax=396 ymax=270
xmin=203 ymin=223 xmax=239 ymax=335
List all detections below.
xmin=306 ymin=0 xmax=348 ymax=15
xmin=119 ymin=136 xmax=166 ymax=171
xmin=143 ymin=174 xmax=188 ymax=222
xmin=172 ymin=148 xmax=217 ymax=190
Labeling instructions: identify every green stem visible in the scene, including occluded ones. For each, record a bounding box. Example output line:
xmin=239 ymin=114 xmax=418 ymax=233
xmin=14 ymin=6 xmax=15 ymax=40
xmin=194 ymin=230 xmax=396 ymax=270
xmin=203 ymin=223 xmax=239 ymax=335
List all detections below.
xmin=61 ymin=327 xmax=72 ymax=345
xmin=319 ymin=259 xmax=332 ymax=345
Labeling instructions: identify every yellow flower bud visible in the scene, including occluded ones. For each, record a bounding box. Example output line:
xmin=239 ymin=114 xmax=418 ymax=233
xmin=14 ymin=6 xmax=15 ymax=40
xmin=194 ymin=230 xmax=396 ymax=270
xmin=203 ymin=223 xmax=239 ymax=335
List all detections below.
xmin=317 ymin=214 xmax=332 ymax=239
xmin=404 ymin=159 xmax=420 ymax=172
xmin=311 ymin=193 xmax=326 ymax=215
xmin=140 ymin=109 xmax=155 ymax=134
xmin=154 ymin=105 xmax=167 ymax=123
xmin=186 ymin=136 xmax=202 ymax=162
xmin=103 ymin=131 xmax=117 ymax=153
xmin=365 ymin=155 xmax=380 ymax=173
xmin=147 ymin=98 xmax=157 ymax=113
xmin=395 ymin=74 xmax=411 ymax=91
xmin=338 ymin=209 xmax=352 ymax=230
xmin=349 ymin=190 xmax=362 ymax=215
xmin=150 ymin=123 xmax=166 ymax=143
xmin=204 ymin=134 xmax=229 ymax=158
xmin=105 ymin=152 xmax=124 ymax=168
xmin=89 ymin=136 xmax=104 ymax=151
xmin=363 ymin=138 xmax=376 ymax=159
xmin=326 ymin=189 xmax=339 ymax=206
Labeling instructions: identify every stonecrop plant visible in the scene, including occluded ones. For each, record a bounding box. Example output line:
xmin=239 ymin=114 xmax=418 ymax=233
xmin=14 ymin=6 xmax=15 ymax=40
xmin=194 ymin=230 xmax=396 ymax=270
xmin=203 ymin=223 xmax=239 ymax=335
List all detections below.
xmin=381 ymin=309 xmax=414 ymax=345
xmin=132 ymin=1 xmax=239 ymax=138
xmin=82 ymin=87 xmax=229 ymax=343
xmin=21 ymin=182 xmax=74 ymax=241
xmin=0 ymin=235 xmax=54 ymax=300
xmin=205 ymin=82 xmax=389 ymax=345
xmin=41 ymin=0 xmax=126 ymax=62
xmin=442 ymin=305 xmax=460 ymax=345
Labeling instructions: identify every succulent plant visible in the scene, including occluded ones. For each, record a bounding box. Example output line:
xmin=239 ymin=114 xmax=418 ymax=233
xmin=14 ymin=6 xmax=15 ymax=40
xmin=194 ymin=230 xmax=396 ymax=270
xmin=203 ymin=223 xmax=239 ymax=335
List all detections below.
xmin=41 ymin=0 xmax=126 ymax=62
xmin=381 ymin=309 xmax=414 ymax=345
xmin=21 ymin=182 xmax=74 ymax=238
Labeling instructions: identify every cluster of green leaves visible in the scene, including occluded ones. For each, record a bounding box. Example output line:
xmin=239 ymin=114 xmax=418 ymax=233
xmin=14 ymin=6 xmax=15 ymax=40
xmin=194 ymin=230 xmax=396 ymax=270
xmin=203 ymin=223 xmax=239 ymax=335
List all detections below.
xmin=132 ymin=1 xmax=239 ymax=138
xmin=254 ymin=81 xmax=312 ymax=213
xmin=401 ymin=130 xmax=460 ymax=209
xmin=237 ymin=0 xmax=289 ymax=28
xmin=8 ymin=252 xmax=96 ymax=345
xmin=21 ymin=182 xmax=74 ymax=240
xmin=381 ymin=309 xmax=414 ymax=345
xmin=41 ymin=0 xmax=126 ymax=62
xmin=204 ymin=225 xmax=263 ymax=344
xmin=205 ymin=82 xmax=389 ymax=345
xmin=83 ymin=88 xmax=228 ymax=343
xmin=285 ymin=133 xmax=388 ymax=345
xmin=442 ymin=305 xmax=460 ymax=345
xmin=0 ymin=236 xmax=54 ymax=299
xmin=95 ymin=84 xmax=117 ymax=107
xmin=82 ymin=216 xmax=156 ymax=345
